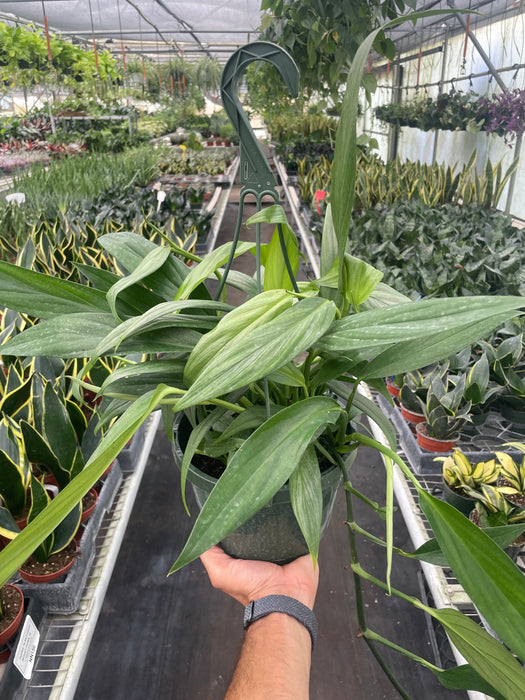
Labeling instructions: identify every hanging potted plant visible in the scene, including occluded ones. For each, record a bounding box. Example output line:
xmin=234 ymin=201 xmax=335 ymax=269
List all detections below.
xmin=2 ymin=23 xmax=525 ymax=697
xmin=416 ymin=375 xmax=472 ymax=452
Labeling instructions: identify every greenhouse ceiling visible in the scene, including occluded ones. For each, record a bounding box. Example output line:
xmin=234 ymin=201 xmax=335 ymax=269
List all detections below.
xmin=0 ymin=0 xmax=264 ymax=62
xmin=0 ymin=0 xmax=519 ymax=64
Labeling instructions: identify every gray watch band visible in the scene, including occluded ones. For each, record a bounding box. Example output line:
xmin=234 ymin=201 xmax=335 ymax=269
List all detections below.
xmin=243 ymin=595 xmax=318 ymax=647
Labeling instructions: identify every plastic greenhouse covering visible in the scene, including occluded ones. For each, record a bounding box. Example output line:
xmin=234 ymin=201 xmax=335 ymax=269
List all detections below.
xmin=0 ymin=0 xmax=264 ymax=62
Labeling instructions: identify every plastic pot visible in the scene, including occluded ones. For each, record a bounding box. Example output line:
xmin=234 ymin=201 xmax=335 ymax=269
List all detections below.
xmin=0 ymin=584 xmax=24 ymax=648
xmin=416 ymin=422 xmax=458 ymax=453
xmin=441 ymin=479 xmax=475 ymax=516
xmin=400 ymin=405 xmax=425 ymax=425
xmin=172 ymin=413 xmax=341 ymax=564
xmin=19 ymin=544 xmax=77 ymax=584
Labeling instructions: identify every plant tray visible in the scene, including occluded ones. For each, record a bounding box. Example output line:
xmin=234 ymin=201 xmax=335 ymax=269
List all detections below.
xmin=377 ymin=393 xmax=525 ymax=474
xmin=13 ymin=460 xmax=123 ymax=614
xmin=0 ymin=595 xmax=46 ymax=698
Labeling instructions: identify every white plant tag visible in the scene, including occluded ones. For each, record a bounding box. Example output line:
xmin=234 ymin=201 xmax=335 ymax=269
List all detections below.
xmin=13 ymin=615 xmax=40 ymax=680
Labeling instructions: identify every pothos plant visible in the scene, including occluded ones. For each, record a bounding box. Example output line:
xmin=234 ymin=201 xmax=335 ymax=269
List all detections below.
xmin=0 ymin=12 xmax=524 ymax=700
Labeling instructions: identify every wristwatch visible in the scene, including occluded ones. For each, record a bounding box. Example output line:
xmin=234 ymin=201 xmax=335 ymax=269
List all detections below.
xmin=243 ymin=594 xmax=318 ymax=647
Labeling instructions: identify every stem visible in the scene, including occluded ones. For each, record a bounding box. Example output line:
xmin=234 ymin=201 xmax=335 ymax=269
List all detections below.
xmin=362 ymin=637 xmax=414 ymax=700
xmin=147 ymin=222 xmax=203 ymax=263
xmin=344 ymin=483 xmax=388 ymax=516
xmin=336 ymin=450 xmax=412 ymax=700
xmin=277 ymin=222 xmax=300 ymax=293
xmin=334 ymin=450 xmax=367 ymax=631
xmin=364 ymin=629 xmax=441 ymax=674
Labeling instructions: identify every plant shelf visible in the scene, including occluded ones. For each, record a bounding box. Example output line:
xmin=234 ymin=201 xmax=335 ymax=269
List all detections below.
xmin=367 ymin=388 xmax=524 ymax=700
xmin=0 ymin=412 xmax=160 ymax=699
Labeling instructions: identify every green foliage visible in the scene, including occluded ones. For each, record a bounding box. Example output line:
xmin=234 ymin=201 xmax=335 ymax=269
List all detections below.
xmin=10 ymin=146 xmax=162 ymax=221
xmin=423 ymin=375 xmax=472 ymax=440
xmin=350 ymin=199 xmax=525 ymax=299
xmin=0 ymin=22 xmax=120 ymax=89
xmin=259 ymin=0 xmax=406 ymax=96
xmin=158 ymin=147 xmax=235 ymax=176
xmin=440 ymin=451 xmax=499 ymax=491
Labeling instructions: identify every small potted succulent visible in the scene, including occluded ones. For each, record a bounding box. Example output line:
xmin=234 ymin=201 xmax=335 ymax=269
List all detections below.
xmin=416 ymin=375 xmax=472 ymax=451
xmin=467 ymin=484 xmax=525 ymax=561
xmin=438 ymin=450 xmax=500 ymax=515
xmin=495 ymin=442 xmax=525 ymax=508
xmin=398 ymin=363 xmax=447 ymax=425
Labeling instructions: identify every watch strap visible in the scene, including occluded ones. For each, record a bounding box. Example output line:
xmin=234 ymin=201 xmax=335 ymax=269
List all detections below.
xmin=243 ymin=595 xmax=317 ymax=647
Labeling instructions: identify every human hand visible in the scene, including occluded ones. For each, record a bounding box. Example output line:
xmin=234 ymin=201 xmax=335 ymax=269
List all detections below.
xmin=200 ymin=546 xmax=319 ymax=609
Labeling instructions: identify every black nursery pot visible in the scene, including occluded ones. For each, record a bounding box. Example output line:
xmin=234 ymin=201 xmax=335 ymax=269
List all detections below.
xmin=172 ymin=413 xmax=341 ymax=564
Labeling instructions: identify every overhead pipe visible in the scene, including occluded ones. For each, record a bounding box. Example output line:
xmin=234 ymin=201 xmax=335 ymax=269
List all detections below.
xmin=447 ymin=0 xmax=507 ymax=91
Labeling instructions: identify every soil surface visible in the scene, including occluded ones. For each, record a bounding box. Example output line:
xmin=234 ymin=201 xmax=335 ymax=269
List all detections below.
xmin=20 ymin=540 xmax=77 ymax=576
xmin=498 ymin=476 xmax=525 ymax=507
xmin=0 ymin=586 xmax=23 ymax=635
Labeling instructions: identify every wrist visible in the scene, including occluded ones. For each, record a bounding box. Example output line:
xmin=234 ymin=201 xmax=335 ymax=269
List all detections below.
xmin=243 ymin=595 xmax=318 ymax=647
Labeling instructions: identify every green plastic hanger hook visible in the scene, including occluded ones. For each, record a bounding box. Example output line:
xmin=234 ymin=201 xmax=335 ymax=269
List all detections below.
xmin=221 ymin=41 xmax=299 ymax=192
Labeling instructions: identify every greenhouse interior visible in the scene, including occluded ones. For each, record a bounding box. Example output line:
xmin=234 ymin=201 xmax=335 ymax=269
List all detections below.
xmin=0 ymin=1 xmax=524 ymax=698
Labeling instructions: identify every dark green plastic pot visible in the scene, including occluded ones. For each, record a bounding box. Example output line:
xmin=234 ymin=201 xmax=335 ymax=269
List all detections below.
xmin=172 ymin=413 xmax=341 ymax=563
xmin=441 ymin=479 xmax=475 ymax=516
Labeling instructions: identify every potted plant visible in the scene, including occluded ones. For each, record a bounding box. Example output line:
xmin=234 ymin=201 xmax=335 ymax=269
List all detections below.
xmin=398 ymin=363 xmax=447 ymax=424
xmin=416 ymin=375 xmax=472 ymax=452
xmin=467 ymin=484 xmax=525 ymax=561
xmin=438 ymin=450 xmax=500 ymax=515
xmin=0 ymin=582 xmax=24 ymax=660
xmin=464 ymin=352 xmax=502 ymax=424
xmin=1 ymin=25 xmax=525 ymax=698
xmin=495 ymin=442 xmax=525 ymax=508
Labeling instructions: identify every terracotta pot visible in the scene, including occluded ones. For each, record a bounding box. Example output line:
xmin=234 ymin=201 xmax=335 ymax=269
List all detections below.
xmin=400 ymin=404 xmax=425 ymax=425
xmin=416 ymin=422 xmax=458 ymax=452
xmin=386 ymin=379 xmax=400 ymax=398
xmin=172 ymin=414 xmax=341 ymax=564
xmin=19 ymin=544 xmax=77 ymax=584
xmin=80 ymin=488 xmax=98 ymax=522
xmin=0 ymin=584 xmax=24 ymax=648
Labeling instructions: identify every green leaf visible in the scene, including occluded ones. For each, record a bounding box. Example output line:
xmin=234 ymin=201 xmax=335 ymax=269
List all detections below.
xmin=317 ymin=296 xmax=525 ymax=378
xmin=289 ymin=444 xmax=322 ymax=565
xmin=43 ymin=382 xmax=78 ymax=472
xmin=0 ymin=261 xmax=109 ymax=318
xmin=178 ymin=297 xmax=337 ymax=410
xmin=169 ymin=396 xmax=343 ymax=572
xmin=183 ymin=290 xmax=293 ymax=385
xmin=0 ymin=385 xmax=173 ymax=588
xmin=99 ymin=359 xmax=186 ymax=399
xmin=428 ymin=606 xmax=525 ymax=700
xmin=343 ymin=254 xmax=383 ymax=309
xmin=99 ymin=232 xmax=190 ymax=301
xmin=94 ymin=300 xmax=230 ymax=356
xmin=407 ymin=524 xmax=525 ymax=567
xmin=419 ymin=490 xmax=525 ymax=664
xmin=175 ymin=241 xmax=256 ymax=300
xmin=106 ymin=246 xmax=170 ymax=321
xmin=0 ymin=449 xmax=27 ymax=515
xmin=20 ymin=421 xmax=68 ymax=489
xmin=266 ymin=361 xmax=307 ymax=389
xmin=434 ymin=664 xmax=505 ymax=698
xmin=261 ymin=224 xmax=299 ymax=292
